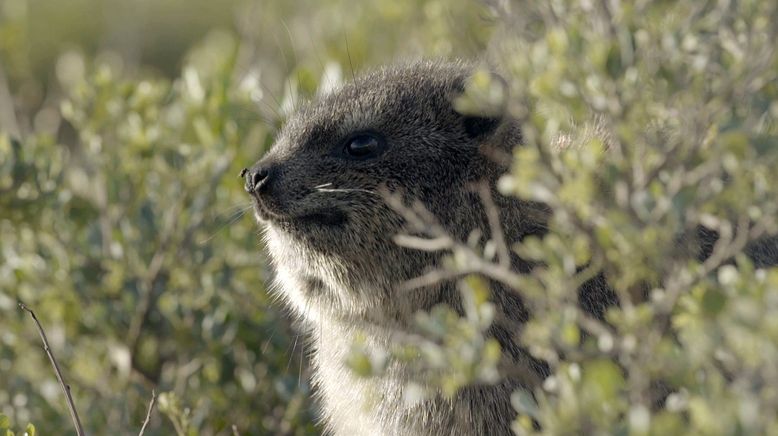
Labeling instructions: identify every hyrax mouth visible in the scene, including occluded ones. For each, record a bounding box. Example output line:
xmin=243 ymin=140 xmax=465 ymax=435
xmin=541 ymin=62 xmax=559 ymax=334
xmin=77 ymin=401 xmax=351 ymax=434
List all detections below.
xmin=294 ymin=210 xmax=347 ymax=227
xmin=253 ymin=199 xmax=347 ymax=228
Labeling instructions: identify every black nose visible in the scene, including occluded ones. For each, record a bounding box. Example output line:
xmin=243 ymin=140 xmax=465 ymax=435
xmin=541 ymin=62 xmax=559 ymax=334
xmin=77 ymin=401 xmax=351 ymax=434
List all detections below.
xmin=243 ymin=165 xmax=272 ymax=194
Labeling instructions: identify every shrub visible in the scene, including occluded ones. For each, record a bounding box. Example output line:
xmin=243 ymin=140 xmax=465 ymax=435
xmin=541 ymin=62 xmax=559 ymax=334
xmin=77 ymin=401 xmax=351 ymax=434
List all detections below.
xmin=2 ymin=0 xmax=777 ymax=434
xmin=348 ymin=1 xmax=778 ymax=434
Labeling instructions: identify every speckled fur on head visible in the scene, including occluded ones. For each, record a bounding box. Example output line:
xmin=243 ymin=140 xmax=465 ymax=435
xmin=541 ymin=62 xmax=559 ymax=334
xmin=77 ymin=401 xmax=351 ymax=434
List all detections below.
xmin=251 ymin=61 xmax=534 ymax=322
xmin=247 ymin=60 xmax=553 ymax=435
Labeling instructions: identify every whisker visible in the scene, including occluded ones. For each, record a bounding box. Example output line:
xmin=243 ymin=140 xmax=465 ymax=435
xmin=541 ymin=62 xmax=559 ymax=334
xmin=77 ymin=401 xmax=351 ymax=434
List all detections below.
xmin=254 ymin=78 xmax=285 ymax=122
xmin=261 ymin=327 xmax=278 ymax=354
xmin=198 ymin=204 xmax=254 ymax=245
xmin=229 ymin=101 xmax=280 ymax=130
xmin=217 ymin=203 xmax=254 ymax=220
xmin=286 ymin=333 xmax=300 ymax=375
xmin=316 ymin=187 xmax=379 ymax=196
xmin=345 ymin=32 xmax=356 ymax=83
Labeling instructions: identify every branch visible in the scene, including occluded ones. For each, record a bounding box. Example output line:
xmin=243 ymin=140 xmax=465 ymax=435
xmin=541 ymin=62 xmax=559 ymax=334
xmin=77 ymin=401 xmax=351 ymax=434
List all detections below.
xmin=393 ymin=234 xmax=453 ymax=252
xmin=386 ymin=189 xmax=618 ymax=352
xmin=18 ymin=302 xmax=86 ymax=436
xmin=385 ymin=189 xmax=525 ymax=291
xmin=474 ymin=182 xmax=511 ymax=268
xmin=138 ymin=389 xmax=157 ymax=436
xmin=128 ymin=153 xmax=234 ymax=369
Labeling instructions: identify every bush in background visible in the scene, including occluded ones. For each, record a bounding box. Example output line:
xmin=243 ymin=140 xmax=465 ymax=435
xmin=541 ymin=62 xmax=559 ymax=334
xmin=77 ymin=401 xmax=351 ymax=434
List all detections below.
xmin=501 ymin=2 xmax=778 ymax=433
xmin=349 ymin=1 xmax=778 ymax=435
xmin=2 ymin=0 xmax=777 ymax=434
xmin=0 ymin=0 xmax=493 ymax=433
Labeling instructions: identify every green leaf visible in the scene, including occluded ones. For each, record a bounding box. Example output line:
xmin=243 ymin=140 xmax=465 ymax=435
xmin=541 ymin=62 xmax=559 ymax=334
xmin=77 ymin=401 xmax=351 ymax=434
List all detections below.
xmin=346 ymin=351 xmax=373 ymax=378
xmin=23 ymin=424 xmax=34 ymax=436
xmin=582 ymin=359 xmax=625 ymax=400
xmin=561 ymin=323 xmax=581 ymax=346
xmin=0 ymin=416 xmax=9 ymax=430
xmin=701 ymin=288 xmax=727 ymax=316
xmin=510 ymin=389 xmax=540 ymax=418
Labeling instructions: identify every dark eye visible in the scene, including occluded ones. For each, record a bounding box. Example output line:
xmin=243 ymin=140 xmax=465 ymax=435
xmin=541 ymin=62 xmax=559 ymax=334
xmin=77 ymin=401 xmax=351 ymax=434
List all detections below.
xmin=342 ymin=133 xmax=385 ymax=159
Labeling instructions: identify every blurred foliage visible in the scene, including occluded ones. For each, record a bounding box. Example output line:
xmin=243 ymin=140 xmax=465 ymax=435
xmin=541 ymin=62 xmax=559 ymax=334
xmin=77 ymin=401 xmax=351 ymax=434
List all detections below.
xmin=0 ymin=0 xmax=495 ymax=434
xmin=0 ymin=413 xmax=35 ymax=436
xmin=348 ymin=1 xmax=777 ymax=435
xmin=3 ymin=0 xmax=778 ymax=435
xmin=339 ymin=0 xmax=778 ymax=434
xmin=347 ymin=276 xmax=503 ymax=402
xmin=495 ymin=1 xmax=778 ymax=432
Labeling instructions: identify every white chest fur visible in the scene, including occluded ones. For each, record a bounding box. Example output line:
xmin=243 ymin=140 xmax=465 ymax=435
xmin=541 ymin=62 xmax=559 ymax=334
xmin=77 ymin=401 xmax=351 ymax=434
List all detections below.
xmin=312 ymin=324 xmax=402 ymax=436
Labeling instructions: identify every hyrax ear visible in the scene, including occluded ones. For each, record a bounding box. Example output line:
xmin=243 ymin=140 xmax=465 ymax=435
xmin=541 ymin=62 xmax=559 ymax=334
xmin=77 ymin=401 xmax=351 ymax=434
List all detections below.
xmin=452 ymin=68 xmax=508 ymax=139
xmin=463 ymin=115 xmax=501 ymax=139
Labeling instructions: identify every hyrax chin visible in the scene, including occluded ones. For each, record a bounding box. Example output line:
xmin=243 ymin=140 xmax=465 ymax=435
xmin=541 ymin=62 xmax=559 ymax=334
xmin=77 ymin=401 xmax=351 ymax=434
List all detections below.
xmin=243 ymin=61 xmax=554 ymax=435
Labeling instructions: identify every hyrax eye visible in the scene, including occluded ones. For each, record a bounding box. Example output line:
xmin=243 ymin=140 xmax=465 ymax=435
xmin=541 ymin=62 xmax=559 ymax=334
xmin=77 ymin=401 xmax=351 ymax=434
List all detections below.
xmin=342 ymin=133 xmax=385 ymax=159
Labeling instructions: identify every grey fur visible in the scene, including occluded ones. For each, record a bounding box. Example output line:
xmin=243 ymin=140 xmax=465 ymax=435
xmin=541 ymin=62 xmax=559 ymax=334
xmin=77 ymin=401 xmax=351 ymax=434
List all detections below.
xmin=246 ymin=60 xmax=549 ymax=435
xmin=244 ymin=60 xmax=775 ymax=435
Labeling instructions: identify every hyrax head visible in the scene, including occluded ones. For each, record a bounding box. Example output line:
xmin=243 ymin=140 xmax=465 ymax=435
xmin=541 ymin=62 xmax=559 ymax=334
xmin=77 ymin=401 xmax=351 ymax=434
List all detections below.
xmin=244 ymin=61 xmax=513 ymax=322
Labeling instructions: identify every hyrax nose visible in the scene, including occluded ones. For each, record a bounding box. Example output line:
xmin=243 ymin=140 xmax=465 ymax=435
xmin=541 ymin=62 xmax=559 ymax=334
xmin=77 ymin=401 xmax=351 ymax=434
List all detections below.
xmin=243 ymin=164 xmax=273 ymax=195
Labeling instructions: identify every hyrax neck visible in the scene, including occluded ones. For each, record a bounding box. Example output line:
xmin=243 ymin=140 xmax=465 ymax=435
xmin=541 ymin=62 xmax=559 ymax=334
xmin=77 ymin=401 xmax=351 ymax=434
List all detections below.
xmin=311 ymin=316 xmax=406 ymax=436
xmin=310 ymin=315 xmax=518 ymax=436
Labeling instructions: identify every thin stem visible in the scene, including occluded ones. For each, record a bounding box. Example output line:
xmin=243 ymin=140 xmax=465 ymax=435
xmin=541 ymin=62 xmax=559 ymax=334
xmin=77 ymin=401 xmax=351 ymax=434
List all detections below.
xmin=18 ymin=302 xmax=86 ymax=436
xmin=138 ymin=389 xmax=157 ymax=436
xmin=475 ymin=182 xmax=511 ymax=268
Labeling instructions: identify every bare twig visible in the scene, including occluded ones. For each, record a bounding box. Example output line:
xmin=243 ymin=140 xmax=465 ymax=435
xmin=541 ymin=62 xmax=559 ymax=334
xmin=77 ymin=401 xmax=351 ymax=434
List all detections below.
xmin=400 ymin=268 xmax=469 ymax=291
xmin=393 ymin=234 xmax=453 ymax=252
xmin=385 ymin=189 xmax=525 ymax=291
xmin=385 ymin=188 xmax=618 ymax=353
xmin=474 ymin=182 xmax=511 ymax=268
xmin=18 ymin=302 xmax=86 ymax=436
xmin=138 ymin=389 xmax=157 ymax=436
xmin=231 ymin=424 xmax=241 ymax=436
xmin=129 ymin=154 xmax=233 ymax=381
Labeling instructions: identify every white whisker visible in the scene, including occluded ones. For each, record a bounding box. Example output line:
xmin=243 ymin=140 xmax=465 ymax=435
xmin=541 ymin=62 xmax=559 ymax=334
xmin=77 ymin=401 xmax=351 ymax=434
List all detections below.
xmin=198 ymin=204 xmax=254 ymax=245
xmin=316 ymin=188 xmax=378 ymax=195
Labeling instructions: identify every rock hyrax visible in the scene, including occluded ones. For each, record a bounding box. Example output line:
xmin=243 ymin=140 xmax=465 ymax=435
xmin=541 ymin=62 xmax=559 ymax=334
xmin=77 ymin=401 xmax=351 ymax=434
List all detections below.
xmin=244 ymin=60 xmax=778 ymax=435
xmin=243 ymin=60 xmax=563 ymax=435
